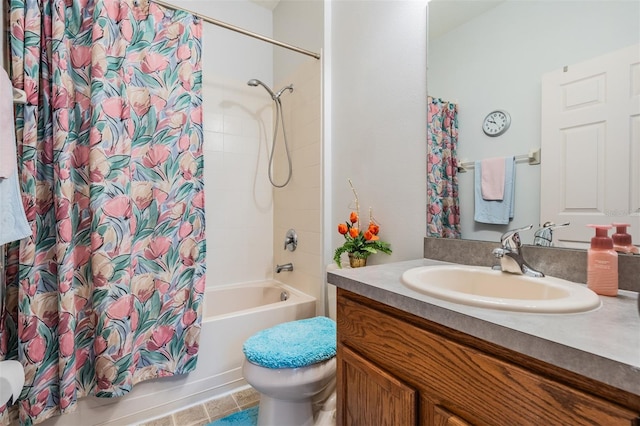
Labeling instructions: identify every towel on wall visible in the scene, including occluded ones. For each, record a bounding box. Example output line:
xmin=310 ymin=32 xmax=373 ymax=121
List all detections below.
xmin=0 ymin=68 xmax=16 ymax=178
xmin=0 ymin=68 xmax=31 ymax=245
xmin=474 ymin=156 xmax=515 ymax=225
xmin=481 ymin=157 xmax=506 ymax=200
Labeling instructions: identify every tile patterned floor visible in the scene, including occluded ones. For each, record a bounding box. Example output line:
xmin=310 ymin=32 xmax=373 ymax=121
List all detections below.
xmin=138 ymin=387 xmax=260 ymax=426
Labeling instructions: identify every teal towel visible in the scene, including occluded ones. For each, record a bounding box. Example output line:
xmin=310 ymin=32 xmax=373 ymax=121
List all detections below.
xmin=243 ymin=316 xmax=336 ymax=369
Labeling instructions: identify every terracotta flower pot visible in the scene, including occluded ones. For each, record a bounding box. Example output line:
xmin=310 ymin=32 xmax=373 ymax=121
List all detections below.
xmin=348 ymin=254 xmax=367 ymax=268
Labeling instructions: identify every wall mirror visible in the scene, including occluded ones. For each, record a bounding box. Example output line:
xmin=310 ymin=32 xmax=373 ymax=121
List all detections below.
xmin=427 ymin=0 xmax=640 ymax=246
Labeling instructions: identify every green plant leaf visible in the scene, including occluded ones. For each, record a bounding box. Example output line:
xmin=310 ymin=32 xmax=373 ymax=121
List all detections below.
xmin=333 ymin=246 xmax=348 ymax=268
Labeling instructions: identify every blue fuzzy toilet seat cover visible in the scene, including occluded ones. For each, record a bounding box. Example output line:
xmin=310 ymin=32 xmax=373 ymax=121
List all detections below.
xmin=243 ymin=316 xmax=337 ymax=369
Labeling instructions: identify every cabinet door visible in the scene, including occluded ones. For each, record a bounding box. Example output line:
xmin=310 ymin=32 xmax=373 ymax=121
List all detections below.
xmin=337 ymin=289 xmax=640 ymax=425
xmin=337 ymin=345 xmax=416 ymax=426
xmin=433 ymin=405 xmax=471 ymax=426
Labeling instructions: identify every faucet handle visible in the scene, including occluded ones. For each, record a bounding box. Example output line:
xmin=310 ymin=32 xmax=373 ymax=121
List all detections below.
xmin=284 ymin=229 xmax=298 ymax=251
xmin=533 ymin=222 xmax=570 ymax=246
xmin=500 ymin=224 xmax=533 ymax=250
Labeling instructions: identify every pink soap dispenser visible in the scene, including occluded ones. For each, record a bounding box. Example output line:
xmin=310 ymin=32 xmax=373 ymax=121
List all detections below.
xmin=586 ymin=225 xmax=618 ymax=296
xmin=611 ymin=223 xmax=640 ymax=254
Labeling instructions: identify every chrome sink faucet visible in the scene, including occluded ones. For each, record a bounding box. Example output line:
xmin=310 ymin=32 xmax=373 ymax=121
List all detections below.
xmin=492 ymin=225 xmax=544 ymax=277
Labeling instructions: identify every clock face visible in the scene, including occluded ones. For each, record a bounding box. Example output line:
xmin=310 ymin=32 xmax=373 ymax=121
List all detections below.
xmin=483 ymin=110 xmax=511 ymax=136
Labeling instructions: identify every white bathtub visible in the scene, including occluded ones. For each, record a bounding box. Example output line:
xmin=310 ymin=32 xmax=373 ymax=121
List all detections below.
xmin=48 ymin=281 xmax=316 ymax=426
xmin=198 ymin=281 xmax=317 ymax=376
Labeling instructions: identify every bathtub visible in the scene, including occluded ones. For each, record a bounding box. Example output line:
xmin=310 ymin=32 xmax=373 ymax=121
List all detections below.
xmin=55 ymin=281 xmax=317 ymax=426
xmin=198 ymin=280 xmax=317 ymax=375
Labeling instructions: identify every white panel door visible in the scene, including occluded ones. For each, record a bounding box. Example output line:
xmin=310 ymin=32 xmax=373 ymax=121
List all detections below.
xmin=541 ymin=44 xmax=640 ymax=247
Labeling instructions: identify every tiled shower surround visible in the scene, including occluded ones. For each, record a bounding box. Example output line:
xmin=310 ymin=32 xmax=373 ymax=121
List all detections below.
xmin=272 ymin=59 xmax=323 ymax=303
xmin=202 ymin=57 xmax=323 ymax=305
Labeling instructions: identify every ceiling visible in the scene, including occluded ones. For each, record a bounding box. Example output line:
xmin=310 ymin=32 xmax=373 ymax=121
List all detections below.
xmin=251 ymin=0 xmax=280 ymax=11
xmin=249 ymin=0 xmax=505 ymax=39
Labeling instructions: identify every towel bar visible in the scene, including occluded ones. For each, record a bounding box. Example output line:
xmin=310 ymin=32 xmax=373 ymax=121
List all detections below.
xmin=457 ymin=148 xmax=541 ymax=173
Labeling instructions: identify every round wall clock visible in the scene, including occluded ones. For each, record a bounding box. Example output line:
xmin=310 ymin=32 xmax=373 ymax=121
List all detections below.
xmin=482 ymin=110 xmax=511 ymax=137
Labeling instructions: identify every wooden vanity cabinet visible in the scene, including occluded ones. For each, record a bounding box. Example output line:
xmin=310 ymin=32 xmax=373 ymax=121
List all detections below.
xmin=336 ymin=288 xmax=640 ymax=426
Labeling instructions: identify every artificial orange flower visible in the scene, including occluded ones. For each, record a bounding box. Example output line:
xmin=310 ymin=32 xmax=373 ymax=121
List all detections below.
xmin=364 ymin=231 xmax=379 ymax=241
xmin=333 ymin=179 xmax=392 ymax=268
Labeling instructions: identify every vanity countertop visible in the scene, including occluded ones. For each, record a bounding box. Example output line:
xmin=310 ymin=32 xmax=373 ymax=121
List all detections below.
xmin=327 ymin=258 xmax=640 ymax=396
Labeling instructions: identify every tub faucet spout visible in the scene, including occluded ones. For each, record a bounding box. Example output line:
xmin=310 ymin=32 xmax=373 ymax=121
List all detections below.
xmin=276 ymin=263 xmax=294 ymax=273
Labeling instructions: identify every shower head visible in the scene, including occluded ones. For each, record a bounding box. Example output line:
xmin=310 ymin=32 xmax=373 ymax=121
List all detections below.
xmin=275 ymin=84 xmax=294 ymax=99
xmin=247 ymin=79 xmax=294 ymax=188
xmin=247 ymin=78 xmax=276 ymax=99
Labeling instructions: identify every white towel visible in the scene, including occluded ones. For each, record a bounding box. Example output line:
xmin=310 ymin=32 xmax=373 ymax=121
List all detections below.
xmin=474 ymin=156 xmax=515 ymax=225
xmin=0 ymin=69 xmax=16 ymax=178
xmin=0 ymin=360 xmax=25 ymax=406
xmin=0 ymin=68 xmax=31 ymax=245
xmin=481 ymin=157 xmax=506 ymax=200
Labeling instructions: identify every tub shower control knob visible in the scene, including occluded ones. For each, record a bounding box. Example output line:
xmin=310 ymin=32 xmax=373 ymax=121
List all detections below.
xmin=284 ymin=229 xmax=298 ymax=251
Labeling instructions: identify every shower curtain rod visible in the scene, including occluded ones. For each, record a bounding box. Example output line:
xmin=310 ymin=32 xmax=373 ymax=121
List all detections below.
xmin=151 ymin=0 xmax=321 ymax=60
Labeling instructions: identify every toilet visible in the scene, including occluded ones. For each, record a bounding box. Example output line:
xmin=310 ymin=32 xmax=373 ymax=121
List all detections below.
xmin=242 ymin=316 xmax=337 ymax=426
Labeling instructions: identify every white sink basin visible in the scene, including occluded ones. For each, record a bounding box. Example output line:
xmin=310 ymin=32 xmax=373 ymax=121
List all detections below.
xmin=401 ymin=265 xmax=601 ymax=313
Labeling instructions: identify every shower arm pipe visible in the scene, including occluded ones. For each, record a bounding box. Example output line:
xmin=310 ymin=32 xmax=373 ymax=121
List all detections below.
xmin=151 ymin=0 xmax=321 ymax=60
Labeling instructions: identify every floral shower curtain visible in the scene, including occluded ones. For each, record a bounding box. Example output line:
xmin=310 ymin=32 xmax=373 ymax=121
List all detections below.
xmin=1 ymin=0 xmax=205 ymax=424
xmin=427 ymin=96 xmax=460 ymax=238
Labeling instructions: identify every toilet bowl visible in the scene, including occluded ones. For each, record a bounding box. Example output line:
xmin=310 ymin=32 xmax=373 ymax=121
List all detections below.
xmin=243 ymin=357 xmax=336 ymax=426
xmin=242 ymin=317 xmax=337 ymax=426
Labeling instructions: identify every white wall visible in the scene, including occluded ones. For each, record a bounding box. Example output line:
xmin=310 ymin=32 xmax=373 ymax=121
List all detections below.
xmin=193 ymin=0 xmax=274 ymax=83
xmin=273 ymin=0 xmax=323 ymax=83
xmin=429 ymin=0 xmax=640 ymax=243
xmin=329 ymin=0 xmax=428 ymax=269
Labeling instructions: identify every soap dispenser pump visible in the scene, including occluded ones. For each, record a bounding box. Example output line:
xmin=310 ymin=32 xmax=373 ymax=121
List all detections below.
xmin=611 ymin=223 xmax=639 ymax=254
xmin=586 ymin=224 xmax=618 ymax=296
